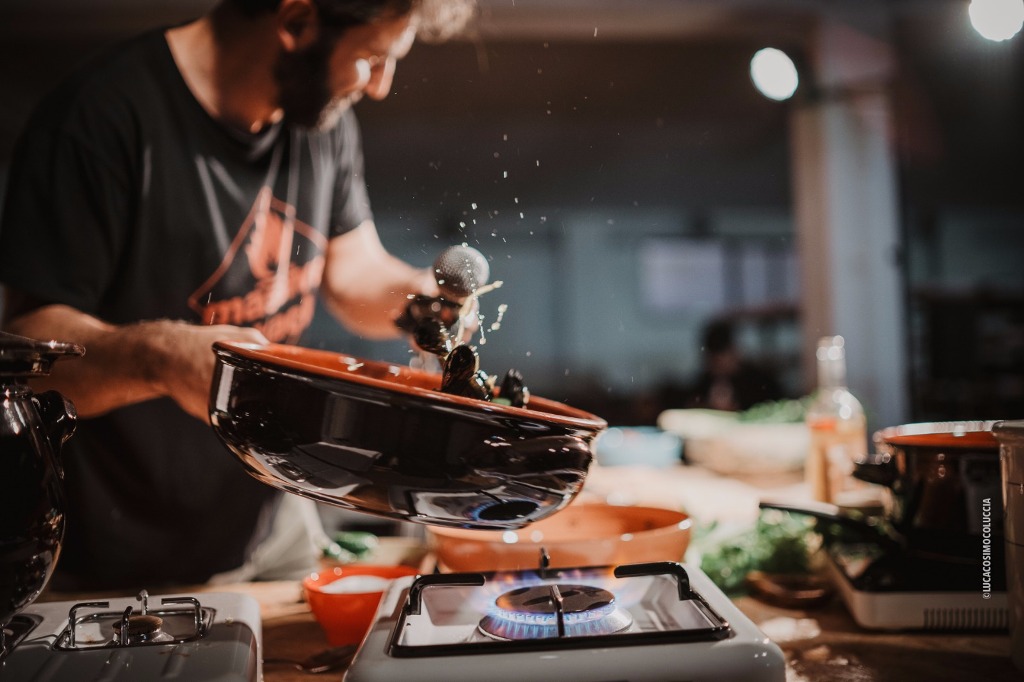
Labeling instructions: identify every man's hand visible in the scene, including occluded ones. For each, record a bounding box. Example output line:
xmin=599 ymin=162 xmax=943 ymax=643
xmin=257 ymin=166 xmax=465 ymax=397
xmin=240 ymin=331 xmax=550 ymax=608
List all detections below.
xmin=322 ymin=221 xmax=447 ymax=338
xmin=142 ymin=320 xmax=268 ymax=422
xmin=2 ymin=299 xmax=266 ymax=422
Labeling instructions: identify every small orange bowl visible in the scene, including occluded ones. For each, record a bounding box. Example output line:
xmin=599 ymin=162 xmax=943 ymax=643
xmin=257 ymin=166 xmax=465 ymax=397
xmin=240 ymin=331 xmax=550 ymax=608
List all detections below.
xmin=303 ymin=565 xmax=419 ymax=645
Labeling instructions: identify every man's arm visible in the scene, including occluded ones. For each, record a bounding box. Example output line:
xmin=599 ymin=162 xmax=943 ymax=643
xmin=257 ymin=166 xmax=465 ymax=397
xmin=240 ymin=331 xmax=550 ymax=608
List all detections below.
xmin=320 ymin=220 xmax=437 ymax=338
xmin=1 ymin=290 xmax=266 ymax=422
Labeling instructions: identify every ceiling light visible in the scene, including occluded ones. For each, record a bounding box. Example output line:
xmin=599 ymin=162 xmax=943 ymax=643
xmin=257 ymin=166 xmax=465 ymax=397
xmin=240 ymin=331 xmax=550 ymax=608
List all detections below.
xmin=969 ymin=0 xmax=1024 ymax=41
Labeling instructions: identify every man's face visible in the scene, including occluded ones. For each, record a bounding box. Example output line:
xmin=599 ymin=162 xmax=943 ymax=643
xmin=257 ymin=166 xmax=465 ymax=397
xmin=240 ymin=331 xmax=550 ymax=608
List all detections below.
xmin=275 ymin=13 xmax=416 ymax=130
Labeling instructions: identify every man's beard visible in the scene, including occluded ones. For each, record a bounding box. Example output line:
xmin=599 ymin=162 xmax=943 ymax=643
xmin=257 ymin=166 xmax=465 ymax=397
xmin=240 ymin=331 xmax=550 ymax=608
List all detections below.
xmin=274 ymin=37 xmax=353 ymax=131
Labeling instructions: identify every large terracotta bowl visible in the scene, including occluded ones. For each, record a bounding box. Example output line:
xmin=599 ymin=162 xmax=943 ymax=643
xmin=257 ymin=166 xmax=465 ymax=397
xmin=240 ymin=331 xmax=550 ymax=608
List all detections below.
xmin=427 ymin=502 xmax=692 ymax=572
xmin=209 ymin=342 xmax=606 ymax=530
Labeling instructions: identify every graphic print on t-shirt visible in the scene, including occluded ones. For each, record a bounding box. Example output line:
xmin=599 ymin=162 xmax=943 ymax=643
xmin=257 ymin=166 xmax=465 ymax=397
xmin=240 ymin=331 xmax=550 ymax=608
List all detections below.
xmin=189 ymin=187 xmax=326 ymax=343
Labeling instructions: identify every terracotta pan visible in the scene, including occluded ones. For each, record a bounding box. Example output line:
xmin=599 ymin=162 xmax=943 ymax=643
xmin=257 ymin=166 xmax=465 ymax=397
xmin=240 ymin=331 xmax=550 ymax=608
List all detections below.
xmin=209 ymin=342 xmax=607 ymax=530
xmin=427 ymin=502 xmax=692 ymax=572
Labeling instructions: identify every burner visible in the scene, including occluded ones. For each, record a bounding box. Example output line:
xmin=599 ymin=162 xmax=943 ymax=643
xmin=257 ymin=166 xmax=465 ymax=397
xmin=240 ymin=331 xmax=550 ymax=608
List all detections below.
xmin=479 ymin=583 xmax=633 ymax=640
xmin=113 ymin=613 xmax=173 ymax=645
xmin=347 ymin=563 xmax=785 ymax=682
xmin=4 ymin=591 xmax=262 ymax=682
xmin=56 ymin=592 xmax=212 ymax=650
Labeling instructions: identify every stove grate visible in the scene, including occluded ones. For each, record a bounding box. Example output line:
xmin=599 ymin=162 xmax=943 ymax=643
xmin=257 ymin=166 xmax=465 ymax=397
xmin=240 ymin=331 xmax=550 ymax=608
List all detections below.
xmin=390 ymin=561 xmax=731 ymax=658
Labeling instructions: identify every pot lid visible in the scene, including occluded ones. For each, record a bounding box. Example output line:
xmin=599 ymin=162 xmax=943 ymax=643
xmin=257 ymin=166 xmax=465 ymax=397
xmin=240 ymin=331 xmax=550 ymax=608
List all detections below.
xmin=874 ymin=420 xmax=998 ymax=449
xmin=0 ymin=331 xmax=85 ymax=378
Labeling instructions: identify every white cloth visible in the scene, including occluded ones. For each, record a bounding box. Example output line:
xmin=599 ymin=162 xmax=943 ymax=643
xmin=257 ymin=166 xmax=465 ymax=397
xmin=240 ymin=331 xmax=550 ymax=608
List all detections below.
xmin=208 ymin=494 xmax=326 ymax=584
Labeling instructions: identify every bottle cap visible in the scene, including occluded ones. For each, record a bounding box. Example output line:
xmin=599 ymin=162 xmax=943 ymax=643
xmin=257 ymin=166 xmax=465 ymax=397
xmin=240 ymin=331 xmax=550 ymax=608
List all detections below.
xmin=816 ymin=335 xmax=845 ymax=362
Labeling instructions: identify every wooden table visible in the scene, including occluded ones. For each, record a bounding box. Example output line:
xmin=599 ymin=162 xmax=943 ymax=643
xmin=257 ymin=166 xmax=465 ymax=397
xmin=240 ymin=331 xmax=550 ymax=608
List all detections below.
xmin=734 ymin=593 xmax=1017 ymax=682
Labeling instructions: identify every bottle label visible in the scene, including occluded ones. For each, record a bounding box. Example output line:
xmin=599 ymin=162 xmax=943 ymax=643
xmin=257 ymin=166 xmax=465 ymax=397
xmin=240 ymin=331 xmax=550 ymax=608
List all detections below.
xmin=806 ymin=416 xmax=868 ymax=505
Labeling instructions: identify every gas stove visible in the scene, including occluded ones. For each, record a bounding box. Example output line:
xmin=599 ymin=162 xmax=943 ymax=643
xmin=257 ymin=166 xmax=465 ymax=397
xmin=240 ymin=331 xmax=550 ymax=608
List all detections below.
xmin=826 ymin=539 xmax=1009 ymax=631
xmin=0 ymin=590 xmax=261 ymax=681
xmin=346 ymin=560 xmax=785 ymax=682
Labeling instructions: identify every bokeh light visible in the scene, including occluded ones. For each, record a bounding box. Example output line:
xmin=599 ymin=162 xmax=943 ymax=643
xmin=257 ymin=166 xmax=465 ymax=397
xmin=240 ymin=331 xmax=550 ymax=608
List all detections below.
xmin=969 ymin=0 xmax=1024 ymax=41
xmin=750 ymin=48 xmax=799 ymax=102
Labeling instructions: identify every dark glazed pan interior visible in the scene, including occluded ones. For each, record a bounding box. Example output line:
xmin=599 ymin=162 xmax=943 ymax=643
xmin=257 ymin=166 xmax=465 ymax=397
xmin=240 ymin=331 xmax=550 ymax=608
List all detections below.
xmin=209 ymin=342 xmax=607 ymax=530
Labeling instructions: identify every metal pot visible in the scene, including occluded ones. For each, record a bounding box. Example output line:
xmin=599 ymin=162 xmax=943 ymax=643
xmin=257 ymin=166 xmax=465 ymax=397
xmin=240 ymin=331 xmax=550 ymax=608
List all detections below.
xmin=0 ymin=332 xmax=83 ymax=633
xmin=993 ymin=420 xmax=1024 ymax=672
xmin=852 ymin=421 xmax=1001 ymax=561
xmin=762 ymin=421 xmax=1006 ymax=599
xmin=208 ymin=342 xmax=606 ymax=530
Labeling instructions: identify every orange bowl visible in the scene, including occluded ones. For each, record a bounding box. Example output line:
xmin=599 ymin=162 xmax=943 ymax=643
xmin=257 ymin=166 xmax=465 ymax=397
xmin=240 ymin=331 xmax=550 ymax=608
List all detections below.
xmin=303 ymin=565 xmax=419 ymax=645
xmin=428 ymin=502 xmax=692 ymax=573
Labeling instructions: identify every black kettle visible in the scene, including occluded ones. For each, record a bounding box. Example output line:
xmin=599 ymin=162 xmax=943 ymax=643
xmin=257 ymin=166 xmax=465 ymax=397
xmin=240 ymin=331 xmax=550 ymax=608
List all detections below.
xmin=0 ymin=331 xmax=83 ymax=635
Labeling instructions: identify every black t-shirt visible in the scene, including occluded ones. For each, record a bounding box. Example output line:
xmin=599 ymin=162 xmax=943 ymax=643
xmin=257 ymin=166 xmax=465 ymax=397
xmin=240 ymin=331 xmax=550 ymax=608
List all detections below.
xmin=0 ymin=30 xmax=373 ymax=589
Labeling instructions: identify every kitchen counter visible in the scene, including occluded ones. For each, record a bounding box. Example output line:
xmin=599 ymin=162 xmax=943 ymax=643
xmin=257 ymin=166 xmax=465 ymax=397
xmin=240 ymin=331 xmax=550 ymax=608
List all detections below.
xmin=35 ymin=463 xmax=1022 ymax=681
xmin=36 ymin=555 xmax=1019 ymax=682
xmin=191 ymin=577 xmax=1017 ymax=682
xmin=62 ymin=535 xmax=1010 ymax=681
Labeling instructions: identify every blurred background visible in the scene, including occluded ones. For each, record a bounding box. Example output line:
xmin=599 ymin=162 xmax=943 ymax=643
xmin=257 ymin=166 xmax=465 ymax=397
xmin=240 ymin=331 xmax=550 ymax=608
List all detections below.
xmin=2 ymin=0 xmax=1022 ymax=434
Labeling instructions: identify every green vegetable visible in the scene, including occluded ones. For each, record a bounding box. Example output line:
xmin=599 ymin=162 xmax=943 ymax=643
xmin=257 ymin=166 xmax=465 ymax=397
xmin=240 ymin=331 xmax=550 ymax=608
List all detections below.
xmin=323 ymin=531 xmax=379 ymax=562
xmin=696 ymin=510 xmax=820 ymax=594
xmin=737 ymin=397 xmax=811 ymax=424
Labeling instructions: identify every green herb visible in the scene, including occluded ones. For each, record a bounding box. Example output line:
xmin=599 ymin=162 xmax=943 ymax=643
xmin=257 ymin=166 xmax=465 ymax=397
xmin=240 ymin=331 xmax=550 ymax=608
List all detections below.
xmin=323 ymin=531 xmax=379 ymax=562
xmin=737 ymin=397 xmax=811 ymax=424
xmin=696 ymin=510 xmax=819 ymax=594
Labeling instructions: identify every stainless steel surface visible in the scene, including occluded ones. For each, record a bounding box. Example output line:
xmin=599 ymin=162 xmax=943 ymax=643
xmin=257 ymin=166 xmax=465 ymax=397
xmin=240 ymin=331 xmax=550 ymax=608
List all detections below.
xmin=0 ymin=591 xmax=262 ymax=682
xmin=346 ymin=562 xmax=785 ymax=682
xmin=994 ymin=420 xmax=1024 ymax=673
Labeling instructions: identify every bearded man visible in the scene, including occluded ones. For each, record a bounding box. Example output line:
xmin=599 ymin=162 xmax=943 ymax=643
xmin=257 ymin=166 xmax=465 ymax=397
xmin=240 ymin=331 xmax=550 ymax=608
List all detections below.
xmin=0 ymin=0 xmax=475 ymax=590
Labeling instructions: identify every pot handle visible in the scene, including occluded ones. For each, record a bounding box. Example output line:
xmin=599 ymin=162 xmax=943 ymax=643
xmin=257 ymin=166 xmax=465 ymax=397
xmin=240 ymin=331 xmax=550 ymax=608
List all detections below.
xmin=758 ymin=499 xmax=902 ymax=552
xmin=851 ymin=451 xmax=897 ymax=487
